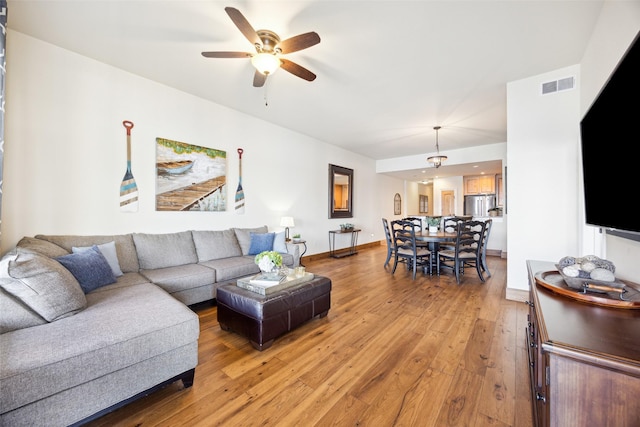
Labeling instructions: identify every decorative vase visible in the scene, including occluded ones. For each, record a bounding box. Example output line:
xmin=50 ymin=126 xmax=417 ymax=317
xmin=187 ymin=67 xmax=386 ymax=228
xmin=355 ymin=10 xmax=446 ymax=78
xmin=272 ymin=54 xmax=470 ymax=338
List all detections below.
xmin=260 ymin=265 xmax=280 ymax=280
xmin=429 ymin=226 xmax=438 ymax=233
xmin=260 ymin=261 xmax=275 ymax=272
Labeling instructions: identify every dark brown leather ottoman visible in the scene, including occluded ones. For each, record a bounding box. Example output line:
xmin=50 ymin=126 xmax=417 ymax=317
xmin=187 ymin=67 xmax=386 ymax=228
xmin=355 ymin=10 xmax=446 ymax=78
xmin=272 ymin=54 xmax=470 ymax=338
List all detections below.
xmin=216 ymin=275 xmax=331 ymax=350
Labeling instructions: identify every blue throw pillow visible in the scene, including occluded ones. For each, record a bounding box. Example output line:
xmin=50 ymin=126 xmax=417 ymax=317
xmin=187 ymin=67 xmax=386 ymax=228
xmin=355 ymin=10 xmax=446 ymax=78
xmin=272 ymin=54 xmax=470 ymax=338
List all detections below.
xmin=56 ymin=246 xmax=117 ymax=293
xmin=72 ymin=241 xmax=123 ymax=277
xmin=248 ymin=232 xmax=275 ymax=255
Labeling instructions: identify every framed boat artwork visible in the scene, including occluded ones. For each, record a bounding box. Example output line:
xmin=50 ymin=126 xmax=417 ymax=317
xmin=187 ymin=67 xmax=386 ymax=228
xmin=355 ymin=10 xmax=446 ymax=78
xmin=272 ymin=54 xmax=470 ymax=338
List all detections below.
xmin=155 ymin=138 xmax=227 ymax=211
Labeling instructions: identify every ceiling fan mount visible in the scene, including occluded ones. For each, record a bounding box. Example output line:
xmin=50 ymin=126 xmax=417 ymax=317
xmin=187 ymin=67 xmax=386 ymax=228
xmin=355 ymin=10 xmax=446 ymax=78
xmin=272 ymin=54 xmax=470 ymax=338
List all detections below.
xmin=254 ymin=30 xmax=281 ymax=54
xmin=201 ymin=7 xmax=320 ymax=87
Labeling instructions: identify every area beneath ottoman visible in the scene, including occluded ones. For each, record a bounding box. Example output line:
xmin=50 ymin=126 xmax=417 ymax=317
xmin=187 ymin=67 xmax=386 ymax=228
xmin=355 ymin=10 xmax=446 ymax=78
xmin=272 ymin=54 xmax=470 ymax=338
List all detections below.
xmin=216 ymin=275 xmax=331 ymax=350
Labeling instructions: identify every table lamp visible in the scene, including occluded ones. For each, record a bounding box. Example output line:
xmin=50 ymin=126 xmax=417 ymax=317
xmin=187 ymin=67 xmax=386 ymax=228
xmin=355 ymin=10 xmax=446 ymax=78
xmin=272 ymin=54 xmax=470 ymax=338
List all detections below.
xmin=280 ymin=217 xmax=295 ymax=241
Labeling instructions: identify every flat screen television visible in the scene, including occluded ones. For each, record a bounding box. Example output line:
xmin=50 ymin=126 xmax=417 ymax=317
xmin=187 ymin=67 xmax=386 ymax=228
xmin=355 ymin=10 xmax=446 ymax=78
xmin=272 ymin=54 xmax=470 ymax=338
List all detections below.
xmin=580 ymin=30 xmax=640 ymax=242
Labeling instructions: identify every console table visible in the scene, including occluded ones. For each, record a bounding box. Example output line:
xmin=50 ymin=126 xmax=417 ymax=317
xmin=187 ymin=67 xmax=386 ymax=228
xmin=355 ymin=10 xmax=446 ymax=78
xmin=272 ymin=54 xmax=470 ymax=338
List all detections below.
xmin=328 ymin=229 xmax=360 ymax=258
xmin=526 ymin=260 xmax=640 ymax=426
xmin=289 ymin=240 xmax=307 ymax=267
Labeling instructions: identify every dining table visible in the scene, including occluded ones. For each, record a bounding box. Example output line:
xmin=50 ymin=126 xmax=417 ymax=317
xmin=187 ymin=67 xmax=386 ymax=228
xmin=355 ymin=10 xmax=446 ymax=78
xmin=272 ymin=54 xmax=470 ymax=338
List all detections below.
xmin=415 ymin=230 xmax=457 ymax=275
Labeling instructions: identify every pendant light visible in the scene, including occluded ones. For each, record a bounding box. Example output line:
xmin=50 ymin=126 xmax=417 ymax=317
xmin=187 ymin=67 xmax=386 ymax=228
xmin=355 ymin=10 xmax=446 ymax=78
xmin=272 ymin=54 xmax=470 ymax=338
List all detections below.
xmin=427 ymin=126 xmax=447 ymax=168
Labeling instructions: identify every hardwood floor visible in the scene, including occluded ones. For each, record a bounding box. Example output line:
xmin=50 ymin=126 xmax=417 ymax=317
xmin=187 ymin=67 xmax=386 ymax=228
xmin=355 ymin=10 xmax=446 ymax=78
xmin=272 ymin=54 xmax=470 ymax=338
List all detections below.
xmin=86 ymin=245 xmax=533 ymax=427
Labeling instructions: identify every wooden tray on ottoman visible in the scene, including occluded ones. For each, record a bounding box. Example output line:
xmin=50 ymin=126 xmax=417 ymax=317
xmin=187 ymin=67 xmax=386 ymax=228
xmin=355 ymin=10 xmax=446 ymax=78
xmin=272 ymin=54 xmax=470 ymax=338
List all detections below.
xmin=236 ymin=272 xmax=315 ymax=296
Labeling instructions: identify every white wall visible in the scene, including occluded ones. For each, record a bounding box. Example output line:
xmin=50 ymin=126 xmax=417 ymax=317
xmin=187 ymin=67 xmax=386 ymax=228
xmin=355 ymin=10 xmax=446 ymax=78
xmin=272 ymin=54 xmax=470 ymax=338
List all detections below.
xmin=506 ymin=64 xmax=581 ymax=293
xmin=578 ymin=0 xmax=640 ymax=282
xmin=1 ymin=31 xmax=404 ymax=256
xmin=506 ymin=0 xmax=640 ymax=293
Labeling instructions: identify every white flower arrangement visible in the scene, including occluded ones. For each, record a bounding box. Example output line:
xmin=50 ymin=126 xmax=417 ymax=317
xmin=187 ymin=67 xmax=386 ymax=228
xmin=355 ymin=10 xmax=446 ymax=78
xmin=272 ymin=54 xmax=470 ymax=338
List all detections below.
xmin=255 ymin=251 xmax=283 ymax=272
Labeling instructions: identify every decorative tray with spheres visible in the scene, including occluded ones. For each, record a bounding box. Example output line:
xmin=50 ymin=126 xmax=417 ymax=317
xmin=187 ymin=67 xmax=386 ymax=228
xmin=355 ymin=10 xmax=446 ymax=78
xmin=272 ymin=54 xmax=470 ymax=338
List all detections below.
xmin=534 ymin=255 xmax=640 ymax=309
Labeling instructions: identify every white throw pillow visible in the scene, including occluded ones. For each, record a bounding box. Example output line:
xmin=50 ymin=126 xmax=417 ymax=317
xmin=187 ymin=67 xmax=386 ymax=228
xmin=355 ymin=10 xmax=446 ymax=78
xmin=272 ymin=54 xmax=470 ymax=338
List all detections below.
xmin=273 ymin=231 xmax=288 ymax=253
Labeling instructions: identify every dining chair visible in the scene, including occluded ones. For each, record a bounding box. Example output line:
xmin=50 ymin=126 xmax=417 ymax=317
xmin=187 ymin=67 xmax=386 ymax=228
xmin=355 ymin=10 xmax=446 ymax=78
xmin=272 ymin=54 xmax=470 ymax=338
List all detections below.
xmin=438 ymin=220 xmax=486 ymax=284
xmin=381 ymin=218 xmax=396 ymax=268
xmin=439 ymin=216 xmax=465 ymax=251
xmin=391 ymin=220 xmax=431 ymax=280
xmin=480 ymin=218 xmax=493 ymax=278
xmin=403 ymin=216 xmax=430 ymax=251
xmin=403 ymin=217 xmax=423 ymax=231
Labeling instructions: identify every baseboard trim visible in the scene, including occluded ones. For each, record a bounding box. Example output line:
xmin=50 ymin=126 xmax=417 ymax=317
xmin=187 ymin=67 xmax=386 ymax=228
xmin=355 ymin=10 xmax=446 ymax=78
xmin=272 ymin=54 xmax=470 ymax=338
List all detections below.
xmin=302 ymin=241 xmax=382 ymax=263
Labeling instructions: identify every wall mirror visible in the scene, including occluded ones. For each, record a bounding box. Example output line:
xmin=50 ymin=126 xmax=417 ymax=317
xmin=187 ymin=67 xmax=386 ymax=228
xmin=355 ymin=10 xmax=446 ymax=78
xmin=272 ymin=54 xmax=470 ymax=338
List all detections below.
xmin=329 ymin=164 xmax=353 ymax=218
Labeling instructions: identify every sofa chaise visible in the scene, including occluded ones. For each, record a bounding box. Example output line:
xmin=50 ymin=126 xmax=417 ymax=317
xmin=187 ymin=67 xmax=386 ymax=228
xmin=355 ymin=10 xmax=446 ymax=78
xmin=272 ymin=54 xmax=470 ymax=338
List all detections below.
xmin=0 ymin=226 xmax=297 ymax=426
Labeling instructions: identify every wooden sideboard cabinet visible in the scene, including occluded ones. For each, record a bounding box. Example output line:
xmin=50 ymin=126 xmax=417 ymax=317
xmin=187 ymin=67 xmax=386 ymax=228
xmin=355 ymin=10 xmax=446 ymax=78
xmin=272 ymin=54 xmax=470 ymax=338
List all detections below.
xmin=526 ymin=260 xmax=640 ymax=427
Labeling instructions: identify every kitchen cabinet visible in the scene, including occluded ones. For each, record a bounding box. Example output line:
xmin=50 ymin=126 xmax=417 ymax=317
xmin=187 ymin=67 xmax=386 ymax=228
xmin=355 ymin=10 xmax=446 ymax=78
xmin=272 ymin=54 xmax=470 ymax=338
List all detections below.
xmin=526 ymin=260 xmax=640 ymax=427
xmin=464 ymin=175 xmax=495 ymax=195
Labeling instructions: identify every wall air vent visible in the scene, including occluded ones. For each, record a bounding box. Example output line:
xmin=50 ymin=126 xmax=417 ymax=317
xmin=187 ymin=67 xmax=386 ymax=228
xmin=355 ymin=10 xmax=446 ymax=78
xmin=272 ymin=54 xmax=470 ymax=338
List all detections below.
xmin=542 ymin=76 xmax=575 ymax=95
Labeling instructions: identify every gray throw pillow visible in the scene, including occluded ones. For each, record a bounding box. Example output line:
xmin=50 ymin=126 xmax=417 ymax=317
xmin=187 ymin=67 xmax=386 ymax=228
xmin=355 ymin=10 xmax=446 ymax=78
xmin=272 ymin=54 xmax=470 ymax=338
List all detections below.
xmin=72 ymin=241 xmax=123 ymax=277
xmin=16 ymin=236 xmax=69 ymax=258
xmin=0 ymin=249 xmax=86 ymax=321
xmin=0 ymin=287 xmax=47 ymax=333
xmin=233 ymin=226 xmax=268 ymax=255
xmin=57 ymin=246 xmax=117 ymax=293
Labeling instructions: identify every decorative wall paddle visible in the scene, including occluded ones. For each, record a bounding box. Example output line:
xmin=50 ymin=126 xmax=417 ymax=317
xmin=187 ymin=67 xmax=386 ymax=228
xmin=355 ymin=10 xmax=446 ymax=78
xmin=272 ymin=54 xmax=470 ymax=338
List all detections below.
xmin=235 ymin=148 xmax=245 ymax=214
xmin=119 ymin=120 xmax=138 ymax=212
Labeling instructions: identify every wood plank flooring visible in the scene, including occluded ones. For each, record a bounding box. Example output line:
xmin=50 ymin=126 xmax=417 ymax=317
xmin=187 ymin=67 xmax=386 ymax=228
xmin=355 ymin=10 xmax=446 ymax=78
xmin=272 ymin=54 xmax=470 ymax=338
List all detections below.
xmin=86 ymin=245 xmax=532 ymax=427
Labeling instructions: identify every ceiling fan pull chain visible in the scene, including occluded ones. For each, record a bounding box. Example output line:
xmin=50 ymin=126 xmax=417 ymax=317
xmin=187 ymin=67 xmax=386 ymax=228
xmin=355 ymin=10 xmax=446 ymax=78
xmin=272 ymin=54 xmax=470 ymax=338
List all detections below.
xmin=264 ymin=78 xmax=269 ymax=107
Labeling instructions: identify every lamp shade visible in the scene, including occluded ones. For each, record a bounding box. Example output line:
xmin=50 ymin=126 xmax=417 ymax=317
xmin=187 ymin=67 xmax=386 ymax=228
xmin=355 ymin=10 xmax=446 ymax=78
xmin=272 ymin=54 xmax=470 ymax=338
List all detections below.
xmin=280 ymin=216 xmax=295 ymax=227
xmin=251 ymin=53 xmax=280 ymax=75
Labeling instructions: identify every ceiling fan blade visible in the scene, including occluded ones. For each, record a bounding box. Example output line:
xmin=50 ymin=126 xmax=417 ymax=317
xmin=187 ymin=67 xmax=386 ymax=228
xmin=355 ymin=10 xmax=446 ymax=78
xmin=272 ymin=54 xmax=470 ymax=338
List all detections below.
xmin=278 ymin=32 xmax=321 ymax=54
xmin=280 ymin=59 xmax=317 ymax=82
xmin=253 ymin=71 xmax=267 ymax=87
xmin=225 ymin=7 xmax=261 ymax=46
xmin=201 ymin=51 xmax=251 ymax=58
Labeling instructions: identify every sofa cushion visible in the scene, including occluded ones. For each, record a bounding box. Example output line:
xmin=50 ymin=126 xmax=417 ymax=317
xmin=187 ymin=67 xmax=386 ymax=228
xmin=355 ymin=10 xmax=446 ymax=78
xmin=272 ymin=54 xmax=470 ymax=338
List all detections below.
xmin=233 ymin=226 xmax=268 ymax=255
xmin=248 ymin=232 xmax=275 ymax=255
xmin=16 ymin=237 xmax=69 ymax=258
xmin=199 ymin=256 xmax=260 ymax=282
xmin=133 ymin=231 xmax=198 ymax=270
xmin=0 ymin=282 xmax=199 ymax=415
xmin=34 ymin=234 xmax=140 ymax=273
xmin=56 ymin=247 xmax=117 ymax=293
xmin=86 ymin=272 xmax=152 ymax=294
xmin=72 ymin=241 xmax=124 ymax=277
xmin=0 ymin=288 xmax=47 ymax=333
xmin=0 ymin=249 xmax=86 ymax=322
xmin=139 ymin=264 xmax=216 ymax=294
xmin=192 ymin=229 xmax=242 ymax=262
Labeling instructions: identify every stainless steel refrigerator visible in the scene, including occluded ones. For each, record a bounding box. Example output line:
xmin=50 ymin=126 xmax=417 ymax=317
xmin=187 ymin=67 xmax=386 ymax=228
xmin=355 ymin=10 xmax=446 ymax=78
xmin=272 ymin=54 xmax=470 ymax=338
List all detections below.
xmin=464 ymin=194 xmax=497 ymax=217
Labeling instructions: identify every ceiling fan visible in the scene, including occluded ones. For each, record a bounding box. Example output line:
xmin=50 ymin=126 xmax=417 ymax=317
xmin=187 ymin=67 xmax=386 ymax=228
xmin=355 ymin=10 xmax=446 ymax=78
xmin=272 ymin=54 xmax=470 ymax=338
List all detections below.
xmin=201 ymin=7 xmax=321 ymax=87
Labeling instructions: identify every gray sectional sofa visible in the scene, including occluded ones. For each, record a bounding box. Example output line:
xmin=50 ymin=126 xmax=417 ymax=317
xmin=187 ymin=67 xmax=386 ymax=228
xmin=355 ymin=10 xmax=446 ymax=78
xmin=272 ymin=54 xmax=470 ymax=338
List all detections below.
xmin=0 ymin=226 xmax=297 ymax=426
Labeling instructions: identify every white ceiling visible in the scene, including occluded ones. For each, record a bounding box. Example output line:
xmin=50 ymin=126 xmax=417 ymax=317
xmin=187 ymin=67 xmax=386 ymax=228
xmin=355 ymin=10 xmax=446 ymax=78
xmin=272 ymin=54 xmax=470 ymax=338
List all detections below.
xmin=8 ymin=0 xmax=603 ymax=181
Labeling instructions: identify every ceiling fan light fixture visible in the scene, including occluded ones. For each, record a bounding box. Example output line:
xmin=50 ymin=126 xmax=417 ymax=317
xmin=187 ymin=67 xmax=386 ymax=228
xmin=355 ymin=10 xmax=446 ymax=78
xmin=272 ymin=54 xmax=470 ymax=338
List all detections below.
xmin=427 ymin=126 xmax=447 ymax=168
xmin=251 ymin=53 xmax=280 ymax=75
